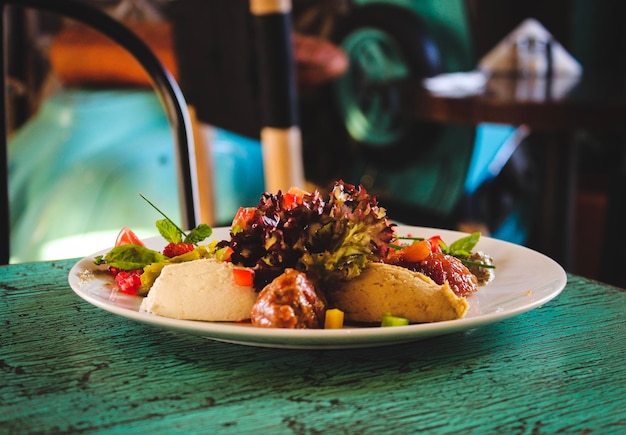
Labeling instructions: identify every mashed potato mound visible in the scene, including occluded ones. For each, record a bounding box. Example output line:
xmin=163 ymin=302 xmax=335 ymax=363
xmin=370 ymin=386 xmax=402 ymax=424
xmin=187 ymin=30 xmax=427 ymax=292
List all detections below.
xmin=139 ymin=258 xmax=258 ymax=321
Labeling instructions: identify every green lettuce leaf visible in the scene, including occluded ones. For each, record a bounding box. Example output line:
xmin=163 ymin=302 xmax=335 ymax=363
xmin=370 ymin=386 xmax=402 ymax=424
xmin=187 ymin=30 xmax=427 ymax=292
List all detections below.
xmin=94 ymin=244 xmax=168 ymax=270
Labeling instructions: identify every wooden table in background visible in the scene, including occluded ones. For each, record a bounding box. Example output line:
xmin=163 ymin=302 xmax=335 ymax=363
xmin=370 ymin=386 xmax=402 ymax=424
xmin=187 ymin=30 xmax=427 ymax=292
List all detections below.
xmin=1 ymin=259 xmax=625 ymax=433
xmin=402 ymin=73 xmax=626 ymax=276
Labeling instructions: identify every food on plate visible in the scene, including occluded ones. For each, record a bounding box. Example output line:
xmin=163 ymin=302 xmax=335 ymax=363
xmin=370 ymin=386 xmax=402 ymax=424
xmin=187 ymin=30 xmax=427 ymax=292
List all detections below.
xmin=250 ymin=269 xmax=326 ymax=328
xmin=139 ymin=258 xmax=258 ymax=321
xmin=94 ymin=197 xmax=215 ymax=295
xmin=387 ymin=249 xmax=478 ymax=297
xmin=324 ymin=308 xmax=345 ymax=329
xmin=328 ymin=262 xmax=469 ymax=323
xmin=466 ymin=251 xmax=495 ymax=285
xmin=219 ymin=182 xmax=395 ymax=291
xmin=93 ymin=181 xmax=495 ymax=329
xmin=380 ymin=313 xmax=409 ymax=327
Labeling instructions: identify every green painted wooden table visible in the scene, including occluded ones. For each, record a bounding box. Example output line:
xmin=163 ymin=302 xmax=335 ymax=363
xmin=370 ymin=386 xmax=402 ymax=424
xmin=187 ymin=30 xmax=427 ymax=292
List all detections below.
xmin=1 ymin=258 xmax=625 ymax=434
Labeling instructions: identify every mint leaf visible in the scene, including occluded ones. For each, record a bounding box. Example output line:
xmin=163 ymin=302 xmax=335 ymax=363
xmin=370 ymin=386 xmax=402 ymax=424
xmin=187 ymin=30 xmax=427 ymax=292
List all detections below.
xmin=156 ymin=219 xmax=182 ymax=243
xmin=141 ymin=195 xmax=212 ymax=246
xmin=184 ymin=223 xmax=212 ymax=244
xmin=447 ymin=232 xmax=481 ymax=258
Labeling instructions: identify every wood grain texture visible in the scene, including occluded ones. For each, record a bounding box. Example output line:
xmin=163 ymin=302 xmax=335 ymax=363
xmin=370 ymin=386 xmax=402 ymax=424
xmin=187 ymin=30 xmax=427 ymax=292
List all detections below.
xmin=1 ymin=260 xmax=625 ymax=434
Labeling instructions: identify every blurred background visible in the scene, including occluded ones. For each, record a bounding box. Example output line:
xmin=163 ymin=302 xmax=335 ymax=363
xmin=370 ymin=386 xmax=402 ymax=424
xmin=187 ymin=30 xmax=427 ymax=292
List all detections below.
xmin=5 ymin=0 xmax=626 ymax=284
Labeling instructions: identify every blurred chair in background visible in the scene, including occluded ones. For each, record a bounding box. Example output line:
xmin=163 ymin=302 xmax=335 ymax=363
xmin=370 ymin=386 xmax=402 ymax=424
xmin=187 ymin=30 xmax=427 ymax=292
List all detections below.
xmin=166 ymin=0 xmax=348 ymax=206
xmin=6 ymin=0 xmax=347 ymax=263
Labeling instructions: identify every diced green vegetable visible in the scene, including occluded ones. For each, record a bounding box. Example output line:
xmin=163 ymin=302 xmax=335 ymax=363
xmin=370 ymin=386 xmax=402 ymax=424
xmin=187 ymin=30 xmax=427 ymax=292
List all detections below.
xmin=381 ymin=313 xmax=409 ymax=327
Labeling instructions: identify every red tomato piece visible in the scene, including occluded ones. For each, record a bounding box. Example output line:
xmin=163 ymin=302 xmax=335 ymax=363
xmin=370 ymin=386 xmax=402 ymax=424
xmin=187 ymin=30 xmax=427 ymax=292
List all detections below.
xmin=232 ymin=268 xmax=254 ymax=287
xmin=282 ymin=193 xmax=301 ymax=209
xmin=427 ymin=236 xmax=443 ymax=253
xmin=283 ymin=186 xmax=309 ymax=209
xmin=162 ymin=242 xmax=195 ymax=258
xmin=115 ymin=269 xmax=143 ymax=294
xmin=232 ymin=207 xmax=256 ymax=230
xmin=115 ymin=227 xmax=145 ymax=247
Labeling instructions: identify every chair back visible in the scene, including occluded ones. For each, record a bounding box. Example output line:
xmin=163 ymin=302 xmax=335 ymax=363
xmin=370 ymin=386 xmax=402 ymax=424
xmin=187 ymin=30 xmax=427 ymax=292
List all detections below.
xmin=0 ymin=0 xmax=200 ymax=264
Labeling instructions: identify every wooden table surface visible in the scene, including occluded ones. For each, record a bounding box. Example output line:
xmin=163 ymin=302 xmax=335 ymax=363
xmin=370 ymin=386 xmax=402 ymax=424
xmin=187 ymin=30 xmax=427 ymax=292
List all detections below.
xmin=2 ymin=258 xmax=625 ymax=433
xmin=402 ymin=73 xmax=626 ymax=130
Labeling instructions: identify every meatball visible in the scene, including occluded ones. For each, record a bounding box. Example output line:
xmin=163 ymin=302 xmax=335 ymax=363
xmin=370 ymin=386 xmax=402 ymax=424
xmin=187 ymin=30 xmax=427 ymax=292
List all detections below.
xmin=251 ymin=269 xmax=326 ymax=328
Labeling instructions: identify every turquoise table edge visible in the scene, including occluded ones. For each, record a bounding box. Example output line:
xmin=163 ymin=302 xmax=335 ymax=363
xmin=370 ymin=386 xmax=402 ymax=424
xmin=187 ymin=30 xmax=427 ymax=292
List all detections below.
xmin=1 ymin=259 xmax=625 ymax=433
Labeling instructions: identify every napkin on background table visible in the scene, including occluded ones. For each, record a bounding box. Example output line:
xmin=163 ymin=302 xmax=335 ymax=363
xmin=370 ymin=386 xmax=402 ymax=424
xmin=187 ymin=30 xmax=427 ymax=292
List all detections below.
xmin=478 ymin=18 xmax=583 ymax=77
xmin=422 ymin=18 xmax=582 ymax=99
xmin=422 ymin=71 xmax=487 ymax=97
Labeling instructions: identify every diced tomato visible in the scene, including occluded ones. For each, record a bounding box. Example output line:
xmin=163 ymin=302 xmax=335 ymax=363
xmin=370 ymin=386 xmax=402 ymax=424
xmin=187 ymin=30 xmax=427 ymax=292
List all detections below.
xmin=162 ymin=242 xmax=195 ymax=258
xmin=282 ymin=193 xmax=301 ymax=209
xmin=427 ymin=236 xmax=443 ymax=253
xmin=115 ymin=269 xmax=143 ymax=294
xmin=232 ymin=268 xmax=254 ymax=287
xmin=283 ymin=186 xmax=309 ymax=209
xmin=232 ymin=207 xmax=256 ymax=231
xmin=115 ymin=227 xmax=145 ymax=247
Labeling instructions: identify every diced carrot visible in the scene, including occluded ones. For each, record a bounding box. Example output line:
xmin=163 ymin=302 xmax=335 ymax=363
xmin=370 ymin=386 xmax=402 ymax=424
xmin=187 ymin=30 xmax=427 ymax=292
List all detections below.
xmin=401 ymin=240 xmax=431 ymax=262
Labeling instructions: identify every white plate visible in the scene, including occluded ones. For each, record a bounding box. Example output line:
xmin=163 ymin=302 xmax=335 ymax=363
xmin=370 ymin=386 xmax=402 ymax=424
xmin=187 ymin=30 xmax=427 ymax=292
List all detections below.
xmin=68 ymin=226 xmax=567 ymax=349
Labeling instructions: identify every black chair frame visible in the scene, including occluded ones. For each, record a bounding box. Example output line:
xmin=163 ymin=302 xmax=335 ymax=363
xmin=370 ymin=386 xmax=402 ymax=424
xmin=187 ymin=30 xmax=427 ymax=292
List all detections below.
xmin=0 ymin=0 xmax=199 ymax=264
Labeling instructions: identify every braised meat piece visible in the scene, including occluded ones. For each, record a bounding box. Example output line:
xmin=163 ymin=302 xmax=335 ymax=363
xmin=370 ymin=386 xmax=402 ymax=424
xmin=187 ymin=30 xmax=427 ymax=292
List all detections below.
xmin=390 ymin=252 xmax=478 ymax=297
xmin=251 ymin=269 xmax=326 ymax=328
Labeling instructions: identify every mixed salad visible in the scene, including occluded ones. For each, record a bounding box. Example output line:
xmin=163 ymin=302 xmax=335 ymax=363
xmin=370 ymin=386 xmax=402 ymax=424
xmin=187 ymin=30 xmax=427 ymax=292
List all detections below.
xmin=94 ymin=181 xmax=495 ymax=322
